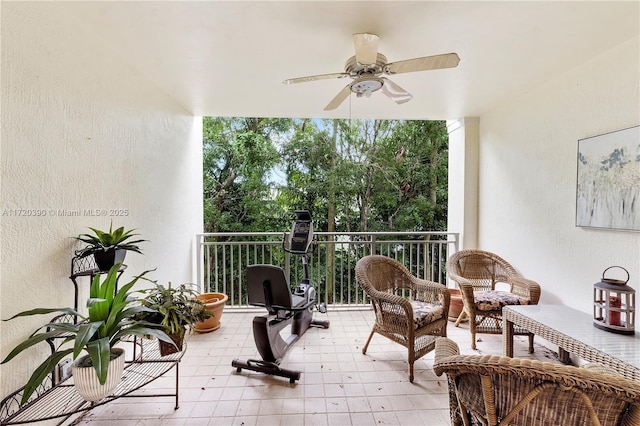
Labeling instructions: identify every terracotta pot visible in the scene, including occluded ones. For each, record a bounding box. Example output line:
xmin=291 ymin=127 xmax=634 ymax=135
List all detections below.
xmin=72 ymin=348 xmax=125 ymax=401
xmin=448 ymin=288 xmax=464 ymax=321
xmin=194 ymin=292 xmax=228 ymax=333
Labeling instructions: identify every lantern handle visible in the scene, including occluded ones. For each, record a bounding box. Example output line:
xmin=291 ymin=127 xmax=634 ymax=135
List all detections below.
xmin=602 ymin=266 xmax=630 ymax=285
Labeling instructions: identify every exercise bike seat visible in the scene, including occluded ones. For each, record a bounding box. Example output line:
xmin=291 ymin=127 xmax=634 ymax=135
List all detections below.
xmin=247 ymin=265 xmax=309 ymax=314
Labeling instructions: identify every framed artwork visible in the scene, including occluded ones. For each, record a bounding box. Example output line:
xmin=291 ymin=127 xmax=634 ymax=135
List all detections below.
xmin=576 ymin=125 xmax=640 ymax=231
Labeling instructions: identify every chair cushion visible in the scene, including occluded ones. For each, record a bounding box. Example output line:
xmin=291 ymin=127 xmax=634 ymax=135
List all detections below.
xmin=581 ymin=362 xmax=619 ymax=376
xmin=474 ymin=290 xmax=530 ymax=311
xmin=410 ymin=301 xmax=445 ymax=328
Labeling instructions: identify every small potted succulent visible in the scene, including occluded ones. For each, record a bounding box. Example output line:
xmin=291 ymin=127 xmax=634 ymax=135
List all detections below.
xmin=137 ymin=282 xmax=213 ymax=355
xmin=74 ymin=222 xmax=146 ymax=272
xmin=1 ymin=264 xmax=174 ymax=403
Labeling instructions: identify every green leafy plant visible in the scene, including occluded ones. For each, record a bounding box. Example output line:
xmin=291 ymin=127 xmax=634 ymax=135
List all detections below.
xmin=1 ymin=264 xmax=173 ymax=404
xmin=137 ymin=282 xmax=213 ymax=335
xmin=74 ymin=222 xmax=146 ymax=258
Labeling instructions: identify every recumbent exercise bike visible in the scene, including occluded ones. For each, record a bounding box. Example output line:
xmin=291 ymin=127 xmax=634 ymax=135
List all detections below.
xmin=231 ymin=210 xmax=330 ymax=383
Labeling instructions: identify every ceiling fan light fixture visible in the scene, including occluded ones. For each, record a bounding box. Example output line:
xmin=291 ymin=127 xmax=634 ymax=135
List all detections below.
xmin=353 ymin=33 xmax=379 ymax=65
xmin=350 ymin=77 xmax=383 ymax=96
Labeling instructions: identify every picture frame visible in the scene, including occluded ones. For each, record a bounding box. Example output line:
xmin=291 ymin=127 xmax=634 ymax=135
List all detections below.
xmin=576 ymin=125 xmax=640 ymax=231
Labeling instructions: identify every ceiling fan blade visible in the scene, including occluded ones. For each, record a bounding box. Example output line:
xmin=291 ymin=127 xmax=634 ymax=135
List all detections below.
xmin=380 ymin=78 xmax=413 ymax=104
xmin=324 ymin=84 xmax=352 ymax=111
xmin=353 ymin=33 xmax=379 ymax=65
xmin=283 ymin=72 xmax=349 ymax=85
xmin=385 ymin=53 xmax=460 ymax=75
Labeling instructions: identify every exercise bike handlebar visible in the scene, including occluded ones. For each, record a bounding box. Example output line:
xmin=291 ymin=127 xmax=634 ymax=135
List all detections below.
xmin=281 ymin=234 xmax=315 ymax=256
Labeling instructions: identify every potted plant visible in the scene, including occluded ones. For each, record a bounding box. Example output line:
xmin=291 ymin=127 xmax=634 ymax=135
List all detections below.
xmin=193 ymin=292 xmax=228 ymax=333
xmin=74 ymin=222 xmax=146 ymax=272
xmin=136 ymin=282 xmax=213 ymax=356
xmin=1 ymin=264 xmax=174 ymax=403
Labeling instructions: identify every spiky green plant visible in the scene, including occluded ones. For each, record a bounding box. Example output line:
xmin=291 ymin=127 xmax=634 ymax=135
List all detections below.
xmin=1 ymin=264 xmax=173 ymax=404
xmin=74 ymin=222 xmax=146 ymax=258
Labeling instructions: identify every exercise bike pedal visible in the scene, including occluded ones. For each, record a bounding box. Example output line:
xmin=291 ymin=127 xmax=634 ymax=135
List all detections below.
xmin=311 ymin=318 xmax=330 ymax=329
xmin=231 ymin=358 xmax=301 ymax=383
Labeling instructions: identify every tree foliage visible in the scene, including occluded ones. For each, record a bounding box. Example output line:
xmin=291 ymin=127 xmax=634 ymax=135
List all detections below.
xmin=203 ymin=117 xmax=289 ymax=232
xmin=203 ymin=117 xmax=448 ymax=233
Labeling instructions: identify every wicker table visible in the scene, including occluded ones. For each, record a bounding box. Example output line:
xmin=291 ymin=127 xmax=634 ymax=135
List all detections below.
xmin=503 ymin=304 xmax=640 ymax=381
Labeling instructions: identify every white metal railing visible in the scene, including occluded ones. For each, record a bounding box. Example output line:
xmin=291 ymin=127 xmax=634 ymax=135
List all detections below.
xmin=196 ymin=231 xmax=459 ymax=308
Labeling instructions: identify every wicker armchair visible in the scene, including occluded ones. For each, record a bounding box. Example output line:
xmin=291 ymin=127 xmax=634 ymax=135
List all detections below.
xmin=446 ymin=249 xmax=541 ymax=350
xmin=434 ymin=337 xmax=640 ymax=426
xmin=355 ymin=255 xmax=450 ymax=382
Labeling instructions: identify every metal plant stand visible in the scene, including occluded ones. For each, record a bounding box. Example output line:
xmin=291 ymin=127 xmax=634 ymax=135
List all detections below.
xmin=0 ymin=256 xmax=185 ymax=425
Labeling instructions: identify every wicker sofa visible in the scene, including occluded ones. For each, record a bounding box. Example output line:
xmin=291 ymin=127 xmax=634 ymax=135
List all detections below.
xmin=433 ymin=337 xmax=640 ymax=426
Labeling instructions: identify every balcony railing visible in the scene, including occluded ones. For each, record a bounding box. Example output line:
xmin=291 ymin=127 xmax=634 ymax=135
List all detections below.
xmin=196 ymin=231 xmax=459 ymax=308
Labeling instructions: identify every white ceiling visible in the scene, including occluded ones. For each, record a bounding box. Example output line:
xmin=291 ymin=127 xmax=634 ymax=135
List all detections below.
xmin=67 ymin=1 xmax=639 ymax=120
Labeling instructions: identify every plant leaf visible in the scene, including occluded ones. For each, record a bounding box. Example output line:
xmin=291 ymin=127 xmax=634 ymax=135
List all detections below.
xmin=85 ymin=338 xmax=111 ymax=384
xmin=74 ymin=322 xmax=102 ymax=359
xmin=115 ymin=325 xmax=177 ymax=348
xmin=20 ymin=348 xmax=73 ymax=405
xmin=0 ymin=330 xmax=63 ymax=364
xmin=2 ymin=307 xmax=80 ymax=321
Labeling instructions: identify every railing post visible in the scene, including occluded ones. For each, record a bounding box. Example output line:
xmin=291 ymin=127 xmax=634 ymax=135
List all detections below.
xmin=196 ymin=234 xmax=203 ymax=293
xmin=284 ymin=250 xmax=291 ymax=281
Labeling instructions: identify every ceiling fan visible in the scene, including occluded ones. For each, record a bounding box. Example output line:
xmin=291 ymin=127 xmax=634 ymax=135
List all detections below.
xmin=283 ymin=33 xmax=460 ymax=111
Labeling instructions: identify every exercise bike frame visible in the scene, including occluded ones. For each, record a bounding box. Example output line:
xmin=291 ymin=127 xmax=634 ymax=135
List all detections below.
xmin=231 ymin=210 xmax=329 ymax=383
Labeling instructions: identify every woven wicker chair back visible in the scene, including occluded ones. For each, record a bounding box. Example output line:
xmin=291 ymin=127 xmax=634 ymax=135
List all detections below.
xmin=448 ymin=250 xmax=518 ymax=291
xmin=357 ymin=255 xmax=414 ymax=294
xmin=434 ymin=337 xmax=640 ymax=426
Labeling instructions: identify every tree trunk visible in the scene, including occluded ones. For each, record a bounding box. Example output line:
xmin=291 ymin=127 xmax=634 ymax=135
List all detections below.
xmin=326 ymin=121 xmax=337 ymax=304
xmin=430 ymin=149 xmax=438 ymax=204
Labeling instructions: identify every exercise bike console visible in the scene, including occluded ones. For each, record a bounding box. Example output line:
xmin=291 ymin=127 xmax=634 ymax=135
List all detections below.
xmin=231 ymin=210 xmax=330 ymax=383
xmin=288 ymin=210 xmax=313 ymax=254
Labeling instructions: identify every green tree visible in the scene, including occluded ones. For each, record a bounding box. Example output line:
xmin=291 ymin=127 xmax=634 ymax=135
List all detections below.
xmin=203 ymin=117 xmax=448 ymax=233
xmin=278 ymin=119 xmax=334 ymax=227
xmin=203 ymin=117 xmax=292 ymax=232
xmin=371 ymin=120 xmax=449 ymax=231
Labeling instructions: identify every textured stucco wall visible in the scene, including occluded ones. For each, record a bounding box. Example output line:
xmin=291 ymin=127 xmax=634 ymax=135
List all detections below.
xmin=0 ymin=2 xmax=203 ymax=397
xmin=479 ymin=36 xmax=640 ymax=311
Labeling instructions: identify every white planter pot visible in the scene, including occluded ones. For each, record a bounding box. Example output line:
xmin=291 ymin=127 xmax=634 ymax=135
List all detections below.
xmin=72 ymin=348 xmax=125 ymax=401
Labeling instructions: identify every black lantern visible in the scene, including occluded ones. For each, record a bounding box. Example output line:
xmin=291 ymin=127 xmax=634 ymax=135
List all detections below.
xmin=593 ymin=266 xmax=635 ymax=335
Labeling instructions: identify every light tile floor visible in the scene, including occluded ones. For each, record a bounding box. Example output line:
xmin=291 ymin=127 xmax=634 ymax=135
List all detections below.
xmin=73 ymin=309 xmax=559 ymax=426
